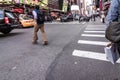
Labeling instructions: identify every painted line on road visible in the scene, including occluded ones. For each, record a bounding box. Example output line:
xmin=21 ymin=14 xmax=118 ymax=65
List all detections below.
xmin=87 ymin=25 xmax=106 ymax=27
xmin=85 ymin=28 xmax=105 ymax=30
xmin=84 ymin=31 xmax=105 ymax=33
xmin=78 ymin=40 xmax=109 ymax=46
xmin=45 ymin=22 xmax=81 ymax=24
xmin=86 ymin=26 xmax=106 ymax=28
xmin=72 ymin=50 xmax=120 ymax=63
xmin=81 ymin=34 xmax=105 ymax=37
xmin=82 ymin=22 xmax=86 ymax=24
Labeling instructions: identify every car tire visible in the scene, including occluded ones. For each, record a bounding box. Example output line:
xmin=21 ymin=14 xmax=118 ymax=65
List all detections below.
xmin=1 ymin=28 xmax=12 ymax=34
xmin=19 ymin=22 xmax=23 ymax=28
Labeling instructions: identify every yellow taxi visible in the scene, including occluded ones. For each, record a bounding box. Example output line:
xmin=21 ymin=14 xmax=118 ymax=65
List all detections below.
xmin=19 ymin=14 xmax=34 ymax=27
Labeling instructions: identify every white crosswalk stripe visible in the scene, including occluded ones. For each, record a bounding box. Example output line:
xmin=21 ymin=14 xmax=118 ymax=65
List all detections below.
xmin=85 ymin=28 xmax=105 ymax=30
xmin=81 ymin=34 xmax=105 ymax=37
xmin=82 ymin=22 xmax=86 ymax=24
xmin=45 ymin=21 xmax=86 ymax=24
xmin=84 ymin=31 xmax=105 ymax=33
xmin=78 ymin=40 xmax=109 ymax=46
xmin=72 ymin=25 xmax=120 ymax=64
xmin=72 ymin=50 xmax=108 ymax=61
xmin=86 ymin=25 xmax=106 ymax=27
xmin=72 ymin=50 xmax=120 ymax=63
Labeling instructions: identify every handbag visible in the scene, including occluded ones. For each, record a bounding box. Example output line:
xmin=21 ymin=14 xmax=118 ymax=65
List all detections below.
xmin=104 ymin=43 xmax=120 ymax=64
xmin=105 ymin=22 xmax=120 ymax=43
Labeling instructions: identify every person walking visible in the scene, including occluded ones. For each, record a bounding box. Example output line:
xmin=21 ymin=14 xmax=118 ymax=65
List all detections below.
xmin=105 ymin=0 xmax=120 ymax=25
xmin=32 ymin=5 xmax=48 ymax=45
xmin=105 ymin=0 xmax=120 ymax=46
xmin=92 ymin=7 xmax=96 ymax=21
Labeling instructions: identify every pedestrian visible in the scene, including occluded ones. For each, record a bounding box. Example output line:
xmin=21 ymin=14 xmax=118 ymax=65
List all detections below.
xmin=105 ymin=0 xmax=119 ymax=25
xmin=105 ymin=0 xmax=120 ymax=46
xmin=32 ymin=5 xmax=48 ymax=45
xmin=92 ymin=7 xmax=96 ymax=21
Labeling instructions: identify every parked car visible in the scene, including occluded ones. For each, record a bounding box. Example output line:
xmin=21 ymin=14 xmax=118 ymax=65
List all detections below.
xmin=19 ymin=14 xmax=34 ymax=28
xmin=0 ymin=10 xmax=21 ymax=34
xmin=60 ymin=14 xmax=73 ymax=22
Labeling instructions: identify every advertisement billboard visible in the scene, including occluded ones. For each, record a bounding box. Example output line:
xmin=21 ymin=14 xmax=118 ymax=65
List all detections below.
xmin=40 ymin=0 xmax=48 ymax=8
xmin=14 ymin=0 xmax=20 ymax=3
xmin=62 ymin=0 xmax=68 ymax=12
xmin=20 ymin=0 xmax=24 ymax=3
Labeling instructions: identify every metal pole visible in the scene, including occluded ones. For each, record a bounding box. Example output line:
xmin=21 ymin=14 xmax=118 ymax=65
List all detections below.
xmin=78 ymin=0 xmax=81 ymax=14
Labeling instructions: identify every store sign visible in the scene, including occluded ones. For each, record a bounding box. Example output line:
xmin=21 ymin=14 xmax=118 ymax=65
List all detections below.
xmin=4 ymin=0 xmax=12 ymax=1
xmin=27 ymin=0 xmax=31 ymax=4
xmin=14 ymin=0 xmax=31 ymax=4
xmin=62 ymin=0 xmax=68 ymax=12
xmin=35 ymin=0 xmax=38 ymax=5
xmin=14 ymin=0 xmax=20 ymax=3
xmin=24 ymin=0 xmax=28 ymax=4
xmin=71 ymin=5 xmax=79 ymax=11
xmin=0 ymin=0 xmax=12 ymax=2
xmin=42 ymin=0 xmax=48 ymax=6
xmin=40 ymin=0 xmax=48 ymax=8
xmin=20 ymin=0 xmax=24 ymax=3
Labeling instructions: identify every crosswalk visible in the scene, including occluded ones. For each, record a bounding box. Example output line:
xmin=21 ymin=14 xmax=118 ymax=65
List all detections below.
xmin=45 ymin=21 xmax=86 ymax=24
xmin=72 ymin=25 xmax=120 ymax=63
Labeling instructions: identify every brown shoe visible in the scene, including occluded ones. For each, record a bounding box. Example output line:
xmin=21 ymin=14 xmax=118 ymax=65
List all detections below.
xmin=44 ymin=41 xmax=48 ymax=45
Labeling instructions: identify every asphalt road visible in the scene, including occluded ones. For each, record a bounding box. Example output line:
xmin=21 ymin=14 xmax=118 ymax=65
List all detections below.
xmin=0 ymin=21 xmax=86 ymax=80
xmin=46 ymin=21 xmax=120 ymax=80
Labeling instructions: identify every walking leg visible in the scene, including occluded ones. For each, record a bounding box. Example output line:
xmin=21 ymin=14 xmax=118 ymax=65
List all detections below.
xmin=40 ymin=24 xmax=48 ymax=45
xmin=33 ymin=23 xmax=39 ymax=43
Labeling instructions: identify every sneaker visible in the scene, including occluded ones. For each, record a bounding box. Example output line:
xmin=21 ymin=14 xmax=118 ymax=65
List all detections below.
xmin=43 ymin=41 xmax=48 ymax=45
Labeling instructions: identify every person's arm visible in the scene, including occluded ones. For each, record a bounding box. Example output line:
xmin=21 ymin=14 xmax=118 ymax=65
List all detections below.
xmin=105 ymin=0 xmax=119 ymax=25
xmin=32 ymin=10 xmax=37 ymax=20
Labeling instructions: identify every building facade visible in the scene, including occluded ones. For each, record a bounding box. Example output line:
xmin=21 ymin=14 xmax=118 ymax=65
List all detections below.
xmin=48 ymin=0 xmax=59 ymax=9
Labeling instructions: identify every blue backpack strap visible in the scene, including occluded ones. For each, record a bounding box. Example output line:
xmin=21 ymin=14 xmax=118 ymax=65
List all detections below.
xmin=35 ymin=10 xmax=39 ymax=14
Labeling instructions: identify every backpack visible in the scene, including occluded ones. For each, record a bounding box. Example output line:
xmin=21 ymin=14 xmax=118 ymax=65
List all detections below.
xmin=36 ymin=10 xmax=44 ymax=24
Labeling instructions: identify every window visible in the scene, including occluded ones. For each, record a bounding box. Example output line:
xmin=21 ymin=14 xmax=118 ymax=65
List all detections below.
xmin=5 ymin=12 xmax=15 ymax=19
xmin=0 ymin=10 xmax=4 ymax=19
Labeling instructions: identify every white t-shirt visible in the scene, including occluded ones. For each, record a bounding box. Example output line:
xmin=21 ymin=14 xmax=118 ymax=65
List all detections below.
xmin=32 ymin=10 xmax=37 ymax=20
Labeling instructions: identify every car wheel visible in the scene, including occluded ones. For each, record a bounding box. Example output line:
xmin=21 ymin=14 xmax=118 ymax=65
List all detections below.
xmin=19 ymin=22 xmax=23 ymax=28
xmin=1 ymin=28 xmax=12 ymax=34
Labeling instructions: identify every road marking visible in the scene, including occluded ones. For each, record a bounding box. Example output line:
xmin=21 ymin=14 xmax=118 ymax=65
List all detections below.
xmin=82 ymin=22 xmax=86 ymax=24
xmin=81 ymin=34 xmax=105 ymax=37
xmin=72 ymin=50 xmax=107 ymax=61
xmin=78 ymin=40 xmax=109 ymax=46
xmin=86 ymin=26 xmax=106 ymax=28
xmin=85 ymin=28 xmax=105 ymax=30
xmin=45 ymin=21 xmax=81 ymax=24
xmin=87 ymin=25 xmax=106 ymax=27
xmin=84 ymin=31 xmax=105 ymax=33
xmin=72 ymin=50 xmax=120 ymax=63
